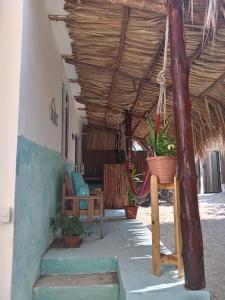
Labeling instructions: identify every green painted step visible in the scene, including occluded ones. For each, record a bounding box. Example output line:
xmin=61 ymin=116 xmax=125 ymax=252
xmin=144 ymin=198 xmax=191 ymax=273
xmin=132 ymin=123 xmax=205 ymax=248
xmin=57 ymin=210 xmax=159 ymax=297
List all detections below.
xmin=33 ymin=272 xmax=120 ymax=300
xmin=41 ymin=256 xmax=118 ymax=275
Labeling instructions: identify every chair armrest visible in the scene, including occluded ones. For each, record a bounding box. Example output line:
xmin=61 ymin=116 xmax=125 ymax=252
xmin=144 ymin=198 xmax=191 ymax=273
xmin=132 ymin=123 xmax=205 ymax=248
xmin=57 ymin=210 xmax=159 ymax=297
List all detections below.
xmin=64 ymin=195 xmax=103 ymax=200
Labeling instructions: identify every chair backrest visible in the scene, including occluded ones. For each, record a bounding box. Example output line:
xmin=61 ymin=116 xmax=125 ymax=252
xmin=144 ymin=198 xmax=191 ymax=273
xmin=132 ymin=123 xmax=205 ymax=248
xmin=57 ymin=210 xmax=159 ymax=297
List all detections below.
xmin=71 ymin=171 xmax=85 ymax=193
xmin=64 ymin=172 xmax=74 ymax=196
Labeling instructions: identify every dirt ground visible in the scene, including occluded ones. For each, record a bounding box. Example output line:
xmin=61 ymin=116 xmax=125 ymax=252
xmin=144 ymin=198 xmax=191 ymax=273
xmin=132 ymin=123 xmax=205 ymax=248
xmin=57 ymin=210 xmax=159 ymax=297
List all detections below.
xmin=137 ymin=193 xmax=225 ymax=300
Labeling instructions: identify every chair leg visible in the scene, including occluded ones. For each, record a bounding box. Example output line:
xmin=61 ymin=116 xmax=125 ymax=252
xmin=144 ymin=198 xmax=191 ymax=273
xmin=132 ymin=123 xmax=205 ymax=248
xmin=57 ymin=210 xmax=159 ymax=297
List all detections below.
xmin=100 ymin=198 xmax=104 ymax=239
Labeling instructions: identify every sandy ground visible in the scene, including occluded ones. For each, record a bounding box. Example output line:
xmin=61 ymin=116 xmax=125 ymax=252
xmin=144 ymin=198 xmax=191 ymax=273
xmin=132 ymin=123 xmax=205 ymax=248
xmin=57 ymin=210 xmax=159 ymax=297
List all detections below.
xmin=137 ymin=193 xmax=225 ymax=300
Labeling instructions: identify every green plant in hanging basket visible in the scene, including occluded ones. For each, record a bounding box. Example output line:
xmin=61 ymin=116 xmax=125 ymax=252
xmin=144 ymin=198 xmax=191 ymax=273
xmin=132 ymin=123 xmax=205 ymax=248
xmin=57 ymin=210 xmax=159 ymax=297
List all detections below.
xmin=146 ymin=116 xmax=177 ymax=184
xmin=146 ymin=116 xmax=176 ymax=157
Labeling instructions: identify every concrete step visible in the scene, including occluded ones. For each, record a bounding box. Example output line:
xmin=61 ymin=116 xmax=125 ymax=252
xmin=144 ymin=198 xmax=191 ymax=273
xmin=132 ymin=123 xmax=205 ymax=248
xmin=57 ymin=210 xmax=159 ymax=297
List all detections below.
xmin=33 ymin=272 xmax=119 ymax=300
xmin=41 ymin=256 xmax=118 ymax=275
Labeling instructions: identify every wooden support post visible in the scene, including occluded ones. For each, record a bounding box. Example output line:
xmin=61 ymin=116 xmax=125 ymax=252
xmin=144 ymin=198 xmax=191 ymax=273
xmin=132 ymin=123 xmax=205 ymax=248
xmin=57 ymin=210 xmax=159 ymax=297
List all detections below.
xmin=168 ymin=0 xmax=205 ymax=289
xmin=125 ymin=110 xmax=133 ymax=167
xmin=173 ymin=177 xmax=184 ymax=277
xmin=151 ymin=175 xmax=183 ymax=277
xmin=151 ymin=175 xmax=160 ymax=276
xmin=99 ymin=197 xmax=104 ymax=239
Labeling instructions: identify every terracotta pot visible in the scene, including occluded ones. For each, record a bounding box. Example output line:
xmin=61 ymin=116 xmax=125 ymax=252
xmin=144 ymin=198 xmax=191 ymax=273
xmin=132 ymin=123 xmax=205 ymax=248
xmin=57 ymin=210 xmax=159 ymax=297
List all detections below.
xmin=146 ymin=156 xmax=177 ymax=184
xmin=63 ymin=235 xmax=80 ymax=248
xmin=124 ymin=206 xmax=138 ymax=219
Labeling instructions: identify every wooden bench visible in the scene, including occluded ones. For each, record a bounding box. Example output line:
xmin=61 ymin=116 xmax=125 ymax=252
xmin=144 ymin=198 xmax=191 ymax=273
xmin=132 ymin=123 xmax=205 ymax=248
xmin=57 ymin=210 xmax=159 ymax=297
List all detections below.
xmin=62 ymin=172 xmax=104 ymax=238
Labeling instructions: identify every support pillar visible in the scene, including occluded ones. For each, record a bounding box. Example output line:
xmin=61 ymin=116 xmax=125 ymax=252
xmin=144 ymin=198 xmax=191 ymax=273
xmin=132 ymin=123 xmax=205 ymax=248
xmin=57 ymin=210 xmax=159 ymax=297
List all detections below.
xmin=125 ymin=110 xmax=133 ymax=168
xmin=168 ymin=0 xmax=205 ymax=289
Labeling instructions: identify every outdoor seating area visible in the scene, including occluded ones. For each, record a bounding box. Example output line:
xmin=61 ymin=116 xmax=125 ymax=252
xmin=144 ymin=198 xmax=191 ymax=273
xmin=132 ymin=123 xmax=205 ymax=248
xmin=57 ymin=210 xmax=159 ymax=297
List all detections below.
xmin=62 ymin=172 xmax=104 ymax=238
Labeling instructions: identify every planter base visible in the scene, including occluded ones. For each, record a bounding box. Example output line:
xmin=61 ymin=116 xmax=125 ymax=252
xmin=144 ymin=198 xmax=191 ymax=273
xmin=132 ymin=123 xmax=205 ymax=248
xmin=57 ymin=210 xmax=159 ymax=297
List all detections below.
xmin=146 ymin=156 xmax=177 ymax=184
xmin=63 ymin=236 xmax=81 ymax=248
xmin=124 ymin=206 xmax=138 ymax=219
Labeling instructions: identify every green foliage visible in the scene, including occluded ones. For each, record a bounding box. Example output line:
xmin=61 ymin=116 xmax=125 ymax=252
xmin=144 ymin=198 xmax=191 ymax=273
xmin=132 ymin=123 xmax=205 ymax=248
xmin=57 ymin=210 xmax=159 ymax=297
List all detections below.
xmin=55 ymin=215 xmax=85 ymax=237
xmin=127 ymin=168 xmax=141 ymax=206
xmin=127 ymin=186 xmax=135 ymax=206
xmin=146 ymin=116 xmax=176 ymax=156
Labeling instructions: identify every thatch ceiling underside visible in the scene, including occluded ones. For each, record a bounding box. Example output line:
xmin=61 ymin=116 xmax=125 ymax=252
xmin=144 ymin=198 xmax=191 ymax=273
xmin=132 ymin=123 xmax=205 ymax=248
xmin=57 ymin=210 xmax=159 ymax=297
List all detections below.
xmin=64 ymin=0 xmax=225 ymax=154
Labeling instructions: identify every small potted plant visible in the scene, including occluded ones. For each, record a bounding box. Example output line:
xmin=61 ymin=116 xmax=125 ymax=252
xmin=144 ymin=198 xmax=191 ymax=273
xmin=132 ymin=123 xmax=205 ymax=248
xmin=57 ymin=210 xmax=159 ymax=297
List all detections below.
xmin=146 ymin=116 xmax=176 ymax=183
xmin=124 ymin=186 xmax=138 ymax=219
xmin=55 ymin=215 xmax=85 ymax=248
xmin=124 ymin=169 xmax=140 ymax=219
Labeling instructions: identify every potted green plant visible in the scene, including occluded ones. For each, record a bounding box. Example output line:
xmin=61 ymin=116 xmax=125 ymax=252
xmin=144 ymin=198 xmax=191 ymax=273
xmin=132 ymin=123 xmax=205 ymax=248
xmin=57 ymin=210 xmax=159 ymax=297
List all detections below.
xmin=146 ymin=116 xmax=177 ymax=183
xmin=55 ymin=215 xmax=85 ymax=248
xmin=124 ymin=186 xmax=138 ymax=219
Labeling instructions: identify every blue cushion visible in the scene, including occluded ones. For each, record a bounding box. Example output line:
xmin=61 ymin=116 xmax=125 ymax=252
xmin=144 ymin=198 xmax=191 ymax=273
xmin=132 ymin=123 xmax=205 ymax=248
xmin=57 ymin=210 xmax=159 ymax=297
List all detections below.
xmin=76 ymin=184 xmax=89 ymax=209
xmin=71 ymin=171 xmax=85 ymax=193
xmin=71 ymin=171 xmax=89 ymax=210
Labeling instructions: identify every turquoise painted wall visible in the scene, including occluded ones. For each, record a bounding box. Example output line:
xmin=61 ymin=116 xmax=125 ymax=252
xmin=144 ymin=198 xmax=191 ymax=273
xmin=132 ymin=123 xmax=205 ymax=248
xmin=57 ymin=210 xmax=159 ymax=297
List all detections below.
xmin=12 ymin=135 xmax=74 ymax=300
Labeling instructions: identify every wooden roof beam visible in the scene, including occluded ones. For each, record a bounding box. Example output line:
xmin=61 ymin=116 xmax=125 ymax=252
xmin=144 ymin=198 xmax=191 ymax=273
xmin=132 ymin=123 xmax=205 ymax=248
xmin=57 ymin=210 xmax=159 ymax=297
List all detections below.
xmin=199 ymin=70 xmax=225 ymax=97
xmin=108 ymin=0 xmax=166 ymax=14
xmin=48 ymin=15 xmax=68 ymax=21
xmin=132 ymin=120 xmax=142 ymax=135
xmin=68 ymin=78 xmax=79 ymax=83
xmin=131 ymin=37 xmax=165 ymax=113
xmin=188 ymin=31 xmax=213 ymax=65
xmin=87 ymin=118 xmax=145 ymax=142
xmin=67 ymin=56 xmax=216 ymax=102
xmin=63 ymin=56 xmax=159 ymax=89
xmin=105 ymin=6 xmax=130 ymax=127
xmin=76 ymin=99 xmax=146 ymax=121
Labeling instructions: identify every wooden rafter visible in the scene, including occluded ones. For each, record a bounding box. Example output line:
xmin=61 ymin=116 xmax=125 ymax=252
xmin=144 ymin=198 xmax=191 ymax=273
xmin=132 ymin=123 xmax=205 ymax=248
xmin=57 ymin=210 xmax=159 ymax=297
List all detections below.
xmin=63 ymin=56 xmax=159 ymax=89
xmin=48 ymin=15 xmax=68 ymax=21
xmin=199 ymin=70 xmax=225 ymax=97
xmin=77 ymin=101 xmax=146 ymax=122
xmin=131 ymin=37 xmax=165 ymax=113
xmin=67 ymin=55 xmax=211 ymax=103
xmin=132 ymin=120 xmax=142 ymax=135
xmin=188 ymin=32 xmax=213 ymax=65
xmin=105 ymin=6 xmax=130 ymax=126
xmin=69 ymin=78 xmax=79 ymax=83
xmin=167 ymin=32 xmax=213 ymax=90
xmin=109 ymin=0 xmax=166 ymax=14
xmin=130 ymin=37 xmax=165 ymax=134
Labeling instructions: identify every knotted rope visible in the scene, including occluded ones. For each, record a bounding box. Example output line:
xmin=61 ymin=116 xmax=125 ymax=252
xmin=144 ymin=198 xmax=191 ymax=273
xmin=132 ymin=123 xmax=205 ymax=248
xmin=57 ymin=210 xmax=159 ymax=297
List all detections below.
xmin=156 ymin=16 xmax=169 ymax=127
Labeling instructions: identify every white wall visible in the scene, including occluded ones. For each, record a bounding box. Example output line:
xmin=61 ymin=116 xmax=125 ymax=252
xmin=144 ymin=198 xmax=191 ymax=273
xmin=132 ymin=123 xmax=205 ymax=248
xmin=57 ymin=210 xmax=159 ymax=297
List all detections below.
xmin=18 ymin=0 xmax=82 ymax=162
xmin=0 ymin=1 xmax=23 ymax=300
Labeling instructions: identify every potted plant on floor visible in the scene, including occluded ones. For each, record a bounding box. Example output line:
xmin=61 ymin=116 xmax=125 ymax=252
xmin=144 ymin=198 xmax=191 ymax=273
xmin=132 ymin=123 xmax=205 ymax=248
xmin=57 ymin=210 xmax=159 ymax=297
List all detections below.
xmin=146 ymin=116 xmax=177 ymax=183
xmin=124 ymin=169 xmax=140 ymax=219
xmin=124 ymin=186 xmax=138 ymax=219
xmin=55 ymin=215 xmax=85 ymax=248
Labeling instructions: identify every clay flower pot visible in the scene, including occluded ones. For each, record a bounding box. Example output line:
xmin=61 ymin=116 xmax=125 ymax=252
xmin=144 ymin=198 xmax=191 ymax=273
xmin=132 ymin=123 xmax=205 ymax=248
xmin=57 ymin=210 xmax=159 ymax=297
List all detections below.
xmin=124 ymin=206 xmax=138 ymax=219
xmin=146 ymin=156 xmax=177 ymax=184
xmin=63 ymin=235 xmax=81 ymax=248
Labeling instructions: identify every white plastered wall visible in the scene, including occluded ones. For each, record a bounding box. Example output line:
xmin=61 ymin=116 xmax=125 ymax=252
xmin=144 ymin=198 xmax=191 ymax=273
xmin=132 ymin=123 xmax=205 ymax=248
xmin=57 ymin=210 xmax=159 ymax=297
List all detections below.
xmin=18 ymin=0 xmax=82 ymax=163
xmin=0 ymin=1 xmax=23 ymax=300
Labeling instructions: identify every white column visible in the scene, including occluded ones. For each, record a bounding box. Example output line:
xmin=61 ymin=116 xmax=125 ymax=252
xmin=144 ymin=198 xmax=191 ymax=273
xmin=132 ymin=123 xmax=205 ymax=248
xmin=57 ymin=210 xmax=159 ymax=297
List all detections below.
xmin=0 ymin=1 xmax=23 ymax=299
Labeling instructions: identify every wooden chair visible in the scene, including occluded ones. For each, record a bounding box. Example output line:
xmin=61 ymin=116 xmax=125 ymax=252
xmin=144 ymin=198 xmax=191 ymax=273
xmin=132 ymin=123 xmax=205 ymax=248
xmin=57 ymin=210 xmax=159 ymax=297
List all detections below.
xmin=62 ymin=172 xmax=104 ymax=238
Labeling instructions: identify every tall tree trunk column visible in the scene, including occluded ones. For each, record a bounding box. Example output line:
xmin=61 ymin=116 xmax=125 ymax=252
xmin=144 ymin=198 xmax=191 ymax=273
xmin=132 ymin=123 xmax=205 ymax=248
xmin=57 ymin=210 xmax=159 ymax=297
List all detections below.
xmin=168 ymin=0 xmax=205 ymax=290
xmin=125 ymin=110 xmax=133 ymax=168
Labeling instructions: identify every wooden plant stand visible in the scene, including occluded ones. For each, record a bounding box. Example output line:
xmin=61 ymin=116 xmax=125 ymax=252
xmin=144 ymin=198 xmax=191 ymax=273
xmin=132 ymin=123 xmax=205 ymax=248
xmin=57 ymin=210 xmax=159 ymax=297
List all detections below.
xmin=151 ymin=175 xmax=184 ymax=277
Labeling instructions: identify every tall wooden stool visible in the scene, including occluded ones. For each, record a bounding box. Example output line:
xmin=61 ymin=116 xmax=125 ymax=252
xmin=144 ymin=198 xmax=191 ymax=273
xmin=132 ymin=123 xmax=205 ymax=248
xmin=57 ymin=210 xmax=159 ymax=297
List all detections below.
xmin=151 ymin=175 xmax=184 ymax=277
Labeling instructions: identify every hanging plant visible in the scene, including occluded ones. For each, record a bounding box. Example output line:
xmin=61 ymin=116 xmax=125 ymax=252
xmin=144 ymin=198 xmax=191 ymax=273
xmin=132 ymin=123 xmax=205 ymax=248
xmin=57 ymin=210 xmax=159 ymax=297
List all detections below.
xmin=146 ymin=116 xmax=176 ymax=157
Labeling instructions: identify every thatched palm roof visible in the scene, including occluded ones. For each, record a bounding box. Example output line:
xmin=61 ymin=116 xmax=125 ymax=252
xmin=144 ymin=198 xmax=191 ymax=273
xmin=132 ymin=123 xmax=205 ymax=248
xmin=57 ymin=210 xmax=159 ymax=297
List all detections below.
xmin=63 ymin=0 xmax=225 ymax=154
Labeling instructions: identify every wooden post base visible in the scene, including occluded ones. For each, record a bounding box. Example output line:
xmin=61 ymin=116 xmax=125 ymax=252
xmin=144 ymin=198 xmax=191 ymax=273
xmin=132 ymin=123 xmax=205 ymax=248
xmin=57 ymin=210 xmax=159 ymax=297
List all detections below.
xmin=151 ymin=175 xmax=184 ymax=277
